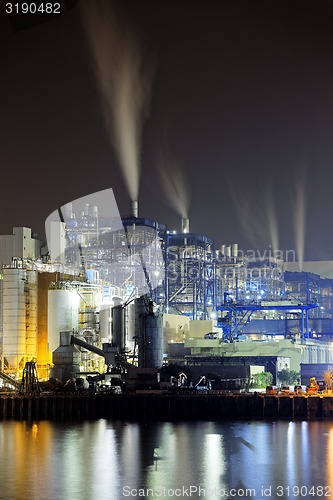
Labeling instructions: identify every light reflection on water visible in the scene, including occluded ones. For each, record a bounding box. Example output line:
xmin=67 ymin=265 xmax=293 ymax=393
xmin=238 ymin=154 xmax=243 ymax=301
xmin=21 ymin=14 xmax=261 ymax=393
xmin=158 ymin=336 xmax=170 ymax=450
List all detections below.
xmin=0 ymin=420 xmax=332 ymax=499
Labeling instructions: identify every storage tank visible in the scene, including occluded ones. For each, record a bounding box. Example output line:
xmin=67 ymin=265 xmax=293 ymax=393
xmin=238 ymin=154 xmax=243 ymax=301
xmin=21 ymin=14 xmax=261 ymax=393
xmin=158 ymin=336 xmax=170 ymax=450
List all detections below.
xmin=139 ymin=312 xmax=163 ymax=369
xmin=112 ymin=305 xmax=125 ymax=349
xmin=126 ymin=302 xmax=136 ymax=351
xmin=48 ymin=289 xmax=80 ymax=355
xmin=86 ymin=269 xmax=99 ymax=284
xmin=99 ymin=306 xmax=112 ymax=343
xmin=2 ymin=268 xmax=27 ymax=371
xmin=26 ymin=269 xmax=38 ymax=360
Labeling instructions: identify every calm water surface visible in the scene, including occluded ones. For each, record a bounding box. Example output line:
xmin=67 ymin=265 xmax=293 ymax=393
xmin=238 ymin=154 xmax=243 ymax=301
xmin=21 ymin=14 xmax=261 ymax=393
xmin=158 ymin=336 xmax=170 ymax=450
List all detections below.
xmin=0 ymin=419 xmax=332 ymax=500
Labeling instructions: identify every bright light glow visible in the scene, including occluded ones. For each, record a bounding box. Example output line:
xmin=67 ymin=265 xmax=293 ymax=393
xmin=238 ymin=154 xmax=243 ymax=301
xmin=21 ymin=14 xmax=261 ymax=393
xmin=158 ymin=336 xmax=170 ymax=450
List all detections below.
xmin=203 ymin=433 xmax=226 ymax=490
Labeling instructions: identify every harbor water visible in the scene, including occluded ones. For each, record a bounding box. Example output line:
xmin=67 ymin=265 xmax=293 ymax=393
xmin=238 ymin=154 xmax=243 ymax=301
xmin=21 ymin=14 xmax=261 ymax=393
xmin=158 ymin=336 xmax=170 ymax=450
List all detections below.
xmin=0 ymin=419 xmax=332 ymax=499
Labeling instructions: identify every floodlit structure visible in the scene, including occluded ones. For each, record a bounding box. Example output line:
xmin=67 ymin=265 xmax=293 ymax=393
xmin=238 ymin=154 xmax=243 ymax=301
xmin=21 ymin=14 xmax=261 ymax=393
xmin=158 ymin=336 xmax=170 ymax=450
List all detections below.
xmin=0 ymin=227 xmax=42 ymax=267
xmin=215 ymin=250 xmax=284 ymax=305
xmin=117 ymin=214 xmax=166 ymax=304
xmin=2 ymin=199 xmax=333 ymax=382
xmin=1 ymin=257 xmax=81 ymax=377
xmin=165 ymin=230 xmax=215 ymax=319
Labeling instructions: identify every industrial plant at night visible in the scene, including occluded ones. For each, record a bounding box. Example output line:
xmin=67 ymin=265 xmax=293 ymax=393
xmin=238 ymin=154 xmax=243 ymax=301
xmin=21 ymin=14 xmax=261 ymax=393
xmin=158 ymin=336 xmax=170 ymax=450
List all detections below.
xmin=1 ymin=0 xmax=333 ymax=407
xmin=1 ymin=192 xmax=333 ymax=396
xmin=4 ymin=1 xmax=333 ymax=497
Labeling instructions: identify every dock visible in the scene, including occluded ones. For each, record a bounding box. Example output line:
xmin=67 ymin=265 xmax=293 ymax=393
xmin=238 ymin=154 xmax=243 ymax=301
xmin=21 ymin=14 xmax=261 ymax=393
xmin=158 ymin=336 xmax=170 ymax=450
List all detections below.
xmin=0 ymin=393 xmax=332 ymax=421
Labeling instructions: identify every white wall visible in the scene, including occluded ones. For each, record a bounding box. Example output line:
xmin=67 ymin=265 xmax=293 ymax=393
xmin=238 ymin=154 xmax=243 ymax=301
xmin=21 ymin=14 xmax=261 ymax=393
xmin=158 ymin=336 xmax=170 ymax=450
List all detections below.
xmin=0 ymin=227 xmax=42 ymax=267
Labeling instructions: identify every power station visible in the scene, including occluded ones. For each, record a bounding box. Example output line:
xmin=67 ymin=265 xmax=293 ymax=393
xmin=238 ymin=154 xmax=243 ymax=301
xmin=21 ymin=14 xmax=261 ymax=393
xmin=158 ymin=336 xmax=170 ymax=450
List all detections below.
xmin=1 ymin=195 xmax=333 ymax=390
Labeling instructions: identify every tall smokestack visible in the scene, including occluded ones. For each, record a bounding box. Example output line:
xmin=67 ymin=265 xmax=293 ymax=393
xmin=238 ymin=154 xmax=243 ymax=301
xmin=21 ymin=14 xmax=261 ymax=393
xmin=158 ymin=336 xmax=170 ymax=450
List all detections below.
xmin=225 ymin=245 xmax=231 ymax=259
xmin=181 ymin=217 xmax=189 ymax=233
xmin=131 ymin=200 xmax=138 ymax=218
xmin=232 ymin=243 xmax=239 ymax=258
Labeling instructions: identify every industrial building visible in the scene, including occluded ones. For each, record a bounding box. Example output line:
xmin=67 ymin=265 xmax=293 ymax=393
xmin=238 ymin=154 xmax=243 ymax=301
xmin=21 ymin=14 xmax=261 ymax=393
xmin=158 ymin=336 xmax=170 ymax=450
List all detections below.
xmin=0 ymin=194 xmax=333 ymax=387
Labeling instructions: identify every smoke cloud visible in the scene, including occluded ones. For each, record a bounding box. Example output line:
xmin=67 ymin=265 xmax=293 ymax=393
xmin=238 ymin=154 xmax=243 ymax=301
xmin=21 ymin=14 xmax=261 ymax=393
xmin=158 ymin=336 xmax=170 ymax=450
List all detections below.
xmin=228 ymin=179 xmax=279 ymax=254
xmin=158 ymin=148 xmax=191 ymax=219
xmin=81 ymin=0 xmax=154 ymax=201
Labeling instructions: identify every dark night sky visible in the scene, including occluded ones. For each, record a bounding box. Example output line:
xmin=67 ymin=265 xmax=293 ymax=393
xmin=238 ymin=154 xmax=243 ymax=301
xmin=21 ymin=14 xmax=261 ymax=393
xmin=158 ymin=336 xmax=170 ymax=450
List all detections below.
xmin=1 ymin=0 xmax=333 ymax=260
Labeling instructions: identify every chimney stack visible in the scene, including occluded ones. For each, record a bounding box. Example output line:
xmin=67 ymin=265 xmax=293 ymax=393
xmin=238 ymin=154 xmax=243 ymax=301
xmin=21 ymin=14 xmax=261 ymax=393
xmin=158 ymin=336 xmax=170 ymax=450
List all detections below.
xmin=131 ymin=200 xmax=138 ymax=218
xmin=181 ymin=217 xmax=190 ymax=233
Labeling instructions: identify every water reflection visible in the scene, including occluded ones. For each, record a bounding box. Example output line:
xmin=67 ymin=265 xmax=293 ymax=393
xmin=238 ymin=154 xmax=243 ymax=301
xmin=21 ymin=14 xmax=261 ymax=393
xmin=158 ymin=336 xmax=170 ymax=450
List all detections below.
xmin=0 ymin=420 xmax=332 ymax=499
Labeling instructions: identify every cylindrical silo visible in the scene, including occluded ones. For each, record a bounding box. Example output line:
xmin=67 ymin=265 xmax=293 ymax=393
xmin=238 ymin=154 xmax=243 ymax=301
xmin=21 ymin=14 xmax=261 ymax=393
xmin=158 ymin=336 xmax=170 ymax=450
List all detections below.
xmin=139 ymin=313 xmax=163 ymax=369
xmin=26 ymin=269 xmax=38 ymax=361
xmin=112 ymin=305 xmax=125 ymax=349
xmin=2 ymin=268 xmax=27 ymax=371
xmin=126 ymin=302 xmax=136 ymax=352
xmin=48 ymin=289 xmax=80 ymax=355
xmin=99 ymin=306 xmax=112 ymax=343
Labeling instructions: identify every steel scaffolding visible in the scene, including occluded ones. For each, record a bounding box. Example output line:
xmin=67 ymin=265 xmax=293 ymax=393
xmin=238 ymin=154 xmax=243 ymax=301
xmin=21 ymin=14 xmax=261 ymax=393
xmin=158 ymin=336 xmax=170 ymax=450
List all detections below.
xmin=165 ymin=233 xmax=215 ymax=319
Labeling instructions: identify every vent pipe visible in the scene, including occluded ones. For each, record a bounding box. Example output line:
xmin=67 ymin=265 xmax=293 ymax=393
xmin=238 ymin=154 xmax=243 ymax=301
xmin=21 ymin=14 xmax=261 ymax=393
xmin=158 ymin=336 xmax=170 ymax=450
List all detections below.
xmin=232 ymin=243 xmax=239 ymax=258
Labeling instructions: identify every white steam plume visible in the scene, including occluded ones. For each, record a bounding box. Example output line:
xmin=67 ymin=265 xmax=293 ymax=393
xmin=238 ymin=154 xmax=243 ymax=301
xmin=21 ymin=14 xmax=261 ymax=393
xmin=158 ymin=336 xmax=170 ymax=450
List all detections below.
xmin=158 ymin=150 xmax=191 ymax=219
xmin=228 ymin=179 xmax=279 ymax=255
xmin=264 ymin=188 xmax=279 ymax=256
xmin=81 ymin=0 xmax=154 ymax=201
xmin=293 ymin=174 xmax=307 ymax=272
